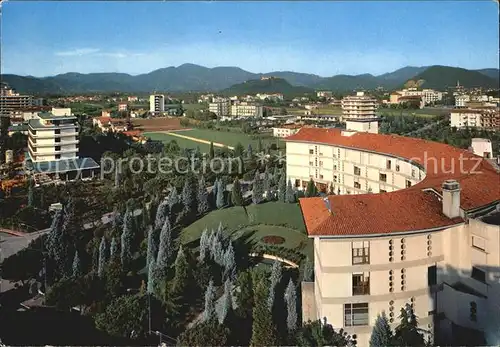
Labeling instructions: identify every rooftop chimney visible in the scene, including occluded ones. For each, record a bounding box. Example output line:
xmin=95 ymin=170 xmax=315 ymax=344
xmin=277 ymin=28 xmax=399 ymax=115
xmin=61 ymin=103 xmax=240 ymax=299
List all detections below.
xmin=323 ymin=197 xmax=332 ymax=214
xmin=442 ymin=180 xmax=461 ymax=219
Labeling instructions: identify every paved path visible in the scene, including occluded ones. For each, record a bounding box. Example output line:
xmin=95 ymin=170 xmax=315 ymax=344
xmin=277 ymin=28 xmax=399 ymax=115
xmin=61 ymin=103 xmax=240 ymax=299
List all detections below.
xmin=159 ymin=131 xmax=235 ymax=150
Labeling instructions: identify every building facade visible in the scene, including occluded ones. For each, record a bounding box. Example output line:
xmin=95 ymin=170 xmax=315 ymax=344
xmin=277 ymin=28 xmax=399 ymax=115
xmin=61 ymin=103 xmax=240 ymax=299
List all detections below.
xmin=272 ymin=125 xmax=301 ymax=138
xmin=341 ymin=92 xmax=379 ymax=134
xmin=450 ymin=108 xmax=500 ymax=130
xmin=230 ymin=103 xmax=263 ymax=118
xmin=28 ymin=108 xmax=79 ymax=162
xmin=285 ymin=128 xmax=500 ymax=347
xmin=149 ymin=94 xmax=165 ymax=113
xmin=209 ymin=100 xmax=231 ymax=116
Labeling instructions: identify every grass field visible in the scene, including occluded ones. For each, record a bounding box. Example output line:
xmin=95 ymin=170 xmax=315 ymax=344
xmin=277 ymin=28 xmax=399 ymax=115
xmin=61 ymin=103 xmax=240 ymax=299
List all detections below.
xmin=377 ymin=107 xmax=450 ymax=118
xmin=180 ymin=202 xmax=311 ymax=259
xmin=144 ymin=128 xmax=283 ymax=153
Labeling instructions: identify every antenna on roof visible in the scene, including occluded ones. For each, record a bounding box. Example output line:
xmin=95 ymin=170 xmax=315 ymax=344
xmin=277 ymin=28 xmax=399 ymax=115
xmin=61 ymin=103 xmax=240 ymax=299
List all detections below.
xmin=323 ymin=196 xmax=332 ymax=214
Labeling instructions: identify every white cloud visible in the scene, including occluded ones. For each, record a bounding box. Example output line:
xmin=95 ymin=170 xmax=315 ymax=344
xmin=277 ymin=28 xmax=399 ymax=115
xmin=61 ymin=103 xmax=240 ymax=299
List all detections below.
xmin=54 ymin=48 xmax=100 ymax=56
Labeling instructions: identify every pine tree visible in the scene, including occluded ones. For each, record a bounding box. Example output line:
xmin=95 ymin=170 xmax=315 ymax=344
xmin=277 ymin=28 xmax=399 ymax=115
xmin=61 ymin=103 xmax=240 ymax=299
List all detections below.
xmin=156 ymin=218 xmax=173 ymax=270
xmin=257 ymin=138 xmax=263 ymax=154
xmin=231 ymin=178 xmax=244 ymax=207
xmin=218 ymin=278 xmax=233 ymax=324
xmin=278 ymin=171 xmax=286 ymax=202
xmin=212 ymin=178 xmax=219 ymax=206
xmin=202 ymin=280 xmax=217 ymax=322
xmin=216 ymin=179 xmax=225 ymax=209
xmin=246 ymin=144 xmax=253 ymax=159
xmin=262 ymin=169 xmax=271 ymax=200
xmin=303 ymin=257 xmax=314 ymax=282
xmin=146 ymin=226 xmax=158 ymax=269
xmin=285 ymin=278 xmax=298 ymax=332
xmin=47 ymin=209 xmax=72 ymax=277
xmin=393 ymin=303 xmax=425 ymax=346
xmin=234 ymin=142 xmax=244 ymax=158
xmin=286 ymin=179 xmax=296 ymax=203
xmin=211 ymin=229 xmax=225 ymax=266
xmin=251 ymin=280 xmax=279 ymax=346
xmin=252 ymin=171 xmax=264 ymax=204
xmin=197 ymin=176 xmax=210 ymax=215
xmin=370 ymin=312 xmax=393 ymax=347
xmin=154 ymin=197 xmax=169 ymax=230
xmin=98 ymin=237 xmax=107 ymax=278
xmin=223 ymin=241 xmax=236 ymax=280
xmin=72 ymin=250 xmax=82 ymax=278
xmin=120 ymin=207 xmax=134 ymax=268
xmin=267 ymin=260 xmax=282 ymax=310
xmin=46 ymin=210 xmax=63 ymax=259
xmin=306 ymin=179 xmax=318 ymax=197
xmin=209 ymin=141 xmax=215 ymax=159
xmin=110 ymin=237 xmax=119 ymax=262
xmin=114 ymin=166 xmax=121 ymax=188
xmin=199 ymin=228 xmax=209 ymax=263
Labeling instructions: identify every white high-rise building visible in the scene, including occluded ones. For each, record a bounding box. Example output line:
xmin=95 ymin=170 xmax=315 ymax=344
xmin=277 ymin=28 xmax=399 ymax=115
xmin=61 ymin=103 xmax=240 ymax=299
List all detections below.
xmin=28 ymin=108 xmax=79 ymax=162
xmin=149 ymin=94 xmax=165 ymax=113
xmin=341 ymin=92 xmax=379 ymax=134
xmin=209 ymin=99 xmax=231 ymax=116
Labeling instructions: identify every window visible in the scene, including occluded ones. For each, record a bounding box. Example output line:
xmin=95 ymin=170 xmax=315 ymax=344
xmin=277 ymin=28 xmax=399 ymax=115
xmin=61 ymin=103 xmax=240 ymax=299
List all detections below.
xmin=333 ymin=165 xmax=337 ymax=171
xmin=470 ymin=302 xmax=477 ymax=322
xmin=333 ymin=175 xmax=338 ymax=183
xmin=471 ymin=267 xmax=486 ymax=283
xmin=295 ymin=179 xmax=300 ymax=188
xmin=55 ymin=146 xmax=61 ymax=151
xmin=55 ymin=154 xmax=61 ymax=159
xmin=386 ymin=160 xmax=392 ymax=170
xmin=344 ymin=303 xmax=369 ymax=326
xmin=352 ymin=273 xmax=370 ymax=295
xmin=354 ymin=182 xmax=361 ymax=189
xmin=55 ymin=138 xmax=61 ymax=143
xmin=379 ymin=173 xmax=387 ymax=182
xmin=54 ymin=129 xmax=61 ymax=135
xmin=352 ymin=241 xmax=370 ymax=264
xmin=319 ymin=174 xmax=324 ymax=179
xmin=309 ymin=149 xmax=314 ymax=154
xmin=411 ymin=169 xmax=416 ymax=178
xmin=380 ymin=189 xmax=387 ymax=193
xmin=406 ymin=180 xmax=412 ymax=188
xmin=319 ymin=161 xmax=323 ymax=167
xmin=428 ymin=265 xmax=437 ymax=286
xmin=354 ymin=166 xmax=361 ymax=176
xmin=309 ymin=161 xmax=314 ymax=166
xmin=396 ymin=164 xmax=400 ymax=172
xmin=472 ymin=236 xmax=486 ymax=251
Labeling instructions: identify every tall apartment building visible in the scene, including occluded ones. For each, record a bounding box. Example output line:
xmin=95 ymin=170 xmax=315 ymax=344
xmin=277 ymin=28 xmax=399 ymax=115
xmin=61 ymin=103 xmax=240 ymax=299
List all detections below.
xmin=230 ymin=103 xmax=263 ymax=118
xmin=28 ymin=108 xmax=79 ymax=162
xmin=391 ymin=88 xmax=443 ymax=106
xmin=285 ymin=128 xmax=500 ymax=346
xmin=450 ymin=108 xmax=500 ymax=130
xmin=209 ymin=99 xmax=231 ymax=116
xmin=341 ymin=92 xmax=379 ymax=134
xmin=0 ymin=83 xmax=33 ymax=113
xmin=149 ymin=94 xmax=165 ymax=113
xmin=455 ymin=95 xmax=470 ymax=108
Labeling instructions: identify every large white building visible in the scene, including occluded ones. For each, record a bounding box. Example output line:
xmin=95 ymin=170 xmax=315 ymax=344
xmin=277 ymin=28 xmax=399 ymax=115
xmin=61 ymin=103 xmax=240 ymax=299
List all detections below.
xmin=28 ymin=108 xmax=79 ymax=162
xmin=209 ymin=99 xmax=231 ymax=116
xmin=149 ymin=94 xmax=165 ymax=113
xmin=0 ymin=83 xmax=34 ymax=113
xmin=230 ymin=103 xmax=263 ymax=118
xmin=285 ymin=128 xmax=500 ymax=346
xmin=341 ymin=92 xmax=379 ymax=134
xmin=450 ymin=108 xmax=500 ymax=130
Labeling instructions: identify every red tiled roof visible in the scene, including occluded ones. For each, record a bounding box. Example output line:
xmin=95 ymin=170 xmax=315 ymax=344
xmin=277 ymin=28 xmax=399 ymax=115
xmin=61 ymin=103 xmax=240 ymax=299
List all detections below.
xmin=285 ymin=128 xmax=500 ymax=236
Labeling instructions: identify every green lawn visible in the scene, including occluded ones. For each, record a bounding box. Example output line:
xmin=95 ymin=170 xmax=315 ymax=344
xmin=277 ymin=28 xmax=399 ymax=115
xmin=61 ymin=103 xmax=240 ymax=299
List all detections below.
xmin=377 ymin=107 xmax=450 ymax=118
xmin=182 ymin=103 xmax=207 ymax=111
xmin=180 ymin=202 xmax=311 ymax=259
xmin=144 ymin=129 xmax=283 ymax=153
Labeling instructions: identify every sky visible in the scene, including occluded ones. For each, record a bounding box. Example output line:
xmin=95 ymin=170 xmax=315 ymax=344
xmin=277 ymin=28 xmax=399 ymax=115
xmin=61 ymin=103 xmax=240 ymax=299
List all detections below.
xmin=1 ymin=1 xmax=499 ymax=77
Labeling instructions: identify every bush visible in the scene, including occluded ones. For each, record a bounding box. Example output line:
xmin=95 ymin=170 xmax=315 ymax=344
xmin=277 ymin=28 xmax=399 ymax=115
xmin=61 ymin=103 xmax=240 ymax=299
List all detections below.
xmin=261 ymin=235 xmax=285 ymax=245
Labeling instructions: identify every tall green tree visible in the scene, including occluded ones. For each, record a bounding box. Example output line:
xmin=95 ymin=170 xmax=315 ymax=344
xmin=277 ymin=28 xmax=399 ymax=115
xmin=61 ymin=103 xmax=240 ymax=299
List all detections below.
xmin=296 ymin=318 xmax=356 ymax=347
xmin=120 ymin=206 xmax=134 ymax=268
xmin=234 ymin=142 xmax=245 ymax=158
xmin=370 ymin=312 xmax=393 ymax=347
xmin=146 ymin=226 xmax=157 ymax=270
xmin=285 ymin=279 xmax=298 ymax=333
xmin=305 ymin=179 xmax=318 ymax=197
xmin=199 ymin=228 xmax=210 ymax=263
xmin=154 ymin=197 xmax=169 ymax=230
xmin=218 ymin=278 xmax=233 ymax=325
xmin=216 ymin=179 xmax=225 ymax=209
xmin=98 ymin=237 xmax=107 ymax=278
xmin=202 ymin=280 xmax=217 ymax=323
xmin=27 ymin=177 xmax=34 ymax=207
xmin=250 ymin=280 xmax=279 ymax=346
xmin=172 ymin=245 xmax=190 ymax=296
xmin=156 ymin=218 xmax=173 ymax=271
xmin=252 ymin=171 xmax=264 ymax=204
xmin=209 ymin=141 xmax=215 ymax=159
xmin=393 ymin=304 xmax=425 ymax=347
xmin=278 ymin=171 xmax=287 ymax=202
xmin=303 ymin=257 xmax=314 ymax=282
xmin=147 ymin=258 xmax=157 ymax=295
xmin=231 ymin=178 xmax=244 ymax=207
xmin=182 ymin=174 xmax=197 ymax=215
xmin=246 ymin=144 xmax=253 ymax=159
xmin=72 ymin=250 xmax=83 ymax=278
xmin=197 ymin=176 xmax=210 ymax=215
xmin=267 ymin=260 xmax=282 ymax=310
xmin=286 ymin=179 xmax=296 ymax=203
xmin=257 ymin=138 xmax=263 ymax=154
xmin=110 ymin=237 xmax=119 ymax=262
xmin=223 ymin=241 xmax=236 ymax=281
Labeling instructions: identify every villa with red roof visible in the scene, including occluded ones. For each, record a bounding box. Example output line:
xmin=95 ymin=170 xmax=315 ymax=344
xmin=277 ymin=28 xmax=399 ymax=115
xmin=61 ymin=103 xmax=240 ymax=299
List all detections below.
xmin=285 ymin=113 xmax=500 ymax=346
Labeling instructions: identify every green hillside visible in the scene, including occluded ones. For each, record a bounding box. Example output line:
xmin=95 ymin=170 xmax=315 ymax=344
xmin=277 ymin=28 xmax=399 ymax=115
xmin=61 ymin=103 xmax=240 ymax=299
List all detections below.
xmin=405 ymin=65 xmax=499 ymax=89
xmin=221 ymin=77 xmax=313 ymax=97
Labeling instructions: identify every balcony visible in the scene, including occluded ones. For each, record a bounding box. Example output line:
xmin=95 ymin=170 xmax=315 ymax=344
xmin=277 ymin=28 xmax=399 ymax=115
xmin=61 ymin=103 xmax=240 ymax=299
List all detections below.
xmin=352 ymin=283 xmax=370 ymax=296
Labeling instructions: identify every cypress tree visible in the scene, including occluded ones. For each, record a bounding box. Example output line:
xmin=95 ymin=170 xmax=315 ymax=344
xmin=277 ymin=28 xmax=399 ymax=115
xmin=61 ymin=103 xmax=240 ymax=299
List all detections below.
xmin=209 ymin=141 xmax=215 ymax=159
xmin=246 ymin=144 xmax=253 ymax=159
xmin=250 ymin=280 xmax=279 ymax=346
xmin=154 ymin=197 xmax=169 ymax=230
xmin=234 ymin=142 xmax=244 ymax=158
xmin=147 ymin=258 xmax=157 ymax=295
xmin=393 ymin=303 xmax=425 ymax=346
xmin=218 ymin=278 xmax=233 ymax=324
xmin=110 ymin=237 xmax=119 ymax=262
xmin=267 ymin=260 xmax=282 ymax=310
xmin=146 ymin=226 xmax=157 ymax=270
xmin=231 ymin=178 xmax=244 ymax=207
xmin=120 ymin=207 xmax=134 ymax=268
xmin=286 ymin=179 xmax=296 ymax=203
xmin=252 ymin=171 xmax=264 ymax=204
xmin=98 ymin=237 xmax=107 ymax=278
xmin=156 ymin=218 xmax=173 ymax=270
xmin=278 ymin=171 xmax=286 ymax=202
xmin=168 ymin=187 xmax=179 ymax=210
xmin=257 ymin=138 xmax=263 ymax=154
xmin=223 ymin=241 xmax=236 ymax=280
xmin=285 ymin=279 xmax=298 ymax=332
xmin=216 ymin=179 xmax=225 ymax=209
xmin=370 ymin=312 xmax=393 ymax=347
xmin=172 ymin=245 xmax=189 ymax=295
xmin=199 ymin=228 xmax=209 ymax=263
xmin=303 ymin=257 xmax=314 ymax=282
xmin=197 ymin=176 xmax=210 ymax=215
xmin=182 ymin=175 xmax=197 ymax=214
xmin=202 ymin=280 xmax=217 ymax=323
xmin=263 ymin=169 xmax=271 ymax=200
xmin=305 ymin=179 xmax=318 ymax=197
xmin=72 ymin=250 xmax=82 ymax=278
xmin=27 ymin=177 xmax=34 ymax=207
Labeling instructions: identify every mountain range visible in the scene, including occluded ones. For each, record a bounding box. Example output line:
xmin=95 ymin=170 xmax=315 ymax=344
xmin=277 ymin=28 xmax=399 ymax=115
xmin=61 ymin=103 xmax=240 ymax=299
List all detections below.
xmin=1 ymin=63 xmax=498 ymax=95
